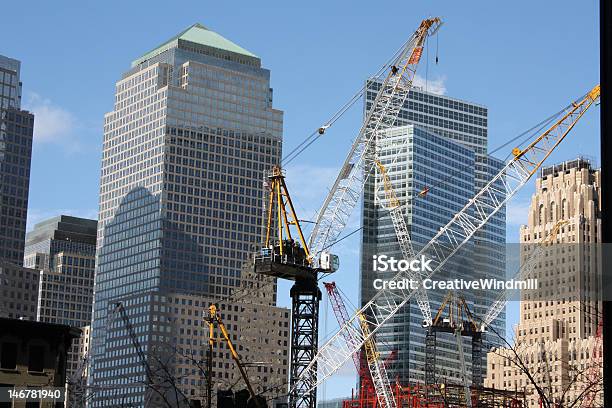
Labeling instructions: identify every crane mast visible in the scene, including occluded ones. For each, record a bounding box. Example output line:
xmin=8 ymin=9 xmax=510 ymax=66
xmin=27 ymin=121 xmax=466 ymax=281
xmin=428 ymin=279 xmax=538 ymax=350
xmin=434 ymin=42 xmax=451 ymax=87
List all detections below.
xmin=307 ymin=18 xmax=442 ymax=265
xmin=291 ymin=84 xmax=600 ymax=394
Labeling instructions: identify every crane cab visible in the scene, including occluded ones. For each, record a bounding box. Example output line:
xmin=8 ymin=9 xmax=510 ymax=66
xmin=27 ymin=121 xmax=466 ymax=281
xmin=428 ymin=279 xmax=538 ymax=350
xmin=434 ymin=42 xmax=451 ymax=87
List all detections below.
xmin=319 ymin=251 xmax=339 ymax=273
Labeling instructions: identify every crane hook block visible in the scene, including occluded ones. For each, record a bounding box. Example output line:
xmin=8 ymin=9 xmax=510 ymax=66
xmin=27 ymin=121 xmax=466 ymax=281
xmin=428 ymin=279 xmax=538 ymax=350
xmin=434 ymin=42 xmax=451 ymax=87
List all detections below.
xmin=390 ymin=65 xmax=399 ymax=75
xmin=418 ymin=187 xmax=430 ymax=198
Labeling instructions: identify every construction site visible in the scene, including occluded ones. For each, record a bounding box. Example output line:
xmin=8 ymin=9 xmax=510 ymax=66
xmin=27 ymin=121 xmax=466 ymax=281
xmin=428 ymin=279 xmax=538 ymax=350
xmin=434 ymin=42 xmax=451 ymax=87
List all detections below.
xmin=243 ymin=17 xmax=601 ymax=408
xmin=65 ymin=17 xmax=601 ymax=408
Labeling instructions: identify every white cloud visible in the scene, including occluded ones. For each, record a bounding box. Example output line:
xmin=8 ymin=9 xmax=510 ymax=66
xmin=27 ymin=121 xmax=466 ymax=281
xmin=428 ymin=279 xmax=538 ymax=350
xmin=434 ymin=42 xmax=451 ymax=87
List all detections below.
xmin=25 ymin=92 xmax=76 ymax=144
xmin=413 ymin=74 xmax=447 ymax=95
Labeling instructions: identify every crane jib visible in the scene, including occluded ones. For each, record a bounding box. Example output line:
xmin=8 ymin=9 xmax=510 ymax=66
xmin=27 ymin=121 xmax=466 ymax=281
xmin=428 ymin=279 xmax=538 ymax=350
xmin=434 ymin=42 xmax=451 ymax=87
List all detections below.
xmin=307 ymin=18 xmax=443 ymax=262
xmin=293 ymin=84 xmax=600 ymax=394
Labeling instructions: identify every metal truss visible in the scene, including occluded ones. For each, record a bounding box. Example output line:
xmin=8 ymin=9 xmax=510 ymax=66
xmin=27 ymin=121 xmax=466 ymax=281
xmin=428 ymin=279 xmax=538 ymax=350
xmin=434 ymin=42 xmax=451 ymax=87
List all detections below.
xmin=324 ymin=282 xmax=396 ymax=408
xmin=358 ymin=313 xmax=396 ymax=408
xmin=307 ymin=18 xmax=443 ymax=264
xmin=289 ymin=279 xmax=322 ymax=408
xmin=323 ymin=282 xmax=363 ymax=371
xmin=290 ymin=84 xmax=600 ymax=394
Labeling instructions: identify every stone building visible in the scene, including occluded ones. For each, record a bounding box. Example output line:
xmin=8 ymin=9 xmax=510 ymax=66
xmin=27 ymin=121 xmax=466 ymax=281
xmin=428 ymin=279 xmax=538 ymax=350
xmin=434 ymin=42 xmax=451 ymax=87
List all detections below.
xmin=485 ymin=158 xmax=602 ymax=407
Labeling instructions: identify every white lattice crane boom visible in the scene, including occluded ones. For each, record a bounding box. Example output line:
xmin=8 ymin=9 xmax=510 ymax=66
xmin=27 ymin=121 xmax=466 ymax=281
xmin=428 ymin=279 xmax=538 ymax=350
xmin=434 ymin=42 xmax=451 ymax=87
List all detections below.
xmin=324 ymin=282 xmax=396 ymax=408
xmin=307 ymin=18 xmax=443 ymax=265
xmin=292 ymin=84 xmax=600 ymax=393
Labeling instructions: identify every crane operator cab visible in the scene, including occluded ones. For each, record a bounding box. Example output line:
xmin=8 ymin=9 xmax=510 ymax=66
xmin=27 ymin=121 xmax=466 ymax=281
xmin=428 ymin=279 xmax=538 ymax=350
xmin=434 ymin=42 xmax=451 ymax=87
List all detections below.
xmin=319 ymin=251 xmax=340 ymax=272
xmin=255 ymin=242 xmax=339 ymax=280
xmin=253 ymin=164 xmax=339 ymax=280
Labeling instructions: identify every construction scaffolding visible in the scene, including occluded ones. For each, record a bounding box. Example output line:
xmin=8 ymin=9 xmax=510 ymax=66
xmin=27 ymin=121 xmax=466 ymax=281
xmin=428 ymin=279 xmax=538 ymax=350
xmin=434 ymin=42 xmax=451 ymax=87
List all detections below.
xmin=342 ymin=383 xmax=525 ymax=408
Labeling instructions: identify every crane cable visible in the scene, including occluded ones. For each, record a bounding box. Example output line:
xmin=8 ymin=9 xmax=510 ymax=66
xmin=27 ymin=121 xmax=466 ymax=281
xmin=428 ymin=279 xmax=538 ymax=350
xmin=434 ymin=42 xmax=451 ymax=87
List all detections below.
xmin=411 ymin=94 xmax=586 ymax=199
xmin=281 ymin=36 xmax=417 ymax=167
xmin=310 ymin=92 xmax=593 ymax=264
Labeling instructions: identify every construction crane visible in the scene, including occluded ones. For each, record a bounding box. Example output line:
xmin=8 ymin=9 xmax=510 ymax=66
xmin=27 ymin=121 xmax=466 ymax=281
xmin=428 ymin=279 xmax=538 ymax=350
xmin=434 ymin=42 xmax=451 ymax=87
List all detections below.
xmin=427 ymin=221 xmax=567 ymax=406
xmin=254 ymin=165 xmax=334 ymax=408
xmin=254 ymin=18 xmax=442 ymax=408
xmin=67 ymin=352 xmax=89 ymax=407
xmin=206 ymin=305 xmax=266 ymax=408
xmin=114 ymin=302 xmax=155 ymax=386
xmin=427 ymin=292 xmax=480 ymax=407
xmin=324 ymin=282 xmax=396 ymax=408
xmin=308 ymin=17 xmax=442 ymax=267
xmin=374 ymin=160 xmax=430 ymax=325
xmin=290 ymin=84 xmax=600 ymax=395
xmin=357 ymin=312 xmax=396 ymax=408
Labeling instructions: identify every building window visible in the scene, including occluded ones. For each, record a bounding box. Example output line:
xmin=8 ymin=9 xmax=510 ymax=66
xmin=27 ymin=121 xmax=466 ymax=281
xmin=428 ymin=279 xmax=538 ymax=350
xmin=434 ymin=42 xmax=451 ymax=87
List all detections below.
xmin=550 ymin=202 xmax=555 ymax=221
xmin=0 ymin=343 xmax=17 ymax=369
xmin=28 ymin=345 xmax=45 ymax=373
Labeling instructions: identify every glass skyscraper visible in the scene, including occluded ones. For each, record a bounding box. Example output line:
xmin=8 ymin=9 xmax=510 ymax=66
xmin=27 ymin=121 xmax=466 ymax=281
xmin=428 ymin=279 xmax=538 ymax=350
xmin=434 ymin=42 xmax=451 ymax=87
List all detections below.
xmin=361 ymin=85 xmax=506 ymax=384
xmin=0 ymin=55 xmax=33 ymax=264
xmin=90 ymin=24 xmax=287 ymax=407
xmin=0 ymin=54 xmax=37 ymax=321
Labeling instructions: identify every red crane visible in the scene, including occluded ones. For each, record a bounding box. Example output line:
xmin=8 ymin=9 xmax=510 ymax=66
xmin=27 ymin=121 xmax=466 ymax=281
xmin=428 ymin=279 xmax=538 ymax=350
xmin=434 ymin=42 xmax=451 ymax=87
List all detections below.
xmin=324 ymin=282 xmax=397 ymax=408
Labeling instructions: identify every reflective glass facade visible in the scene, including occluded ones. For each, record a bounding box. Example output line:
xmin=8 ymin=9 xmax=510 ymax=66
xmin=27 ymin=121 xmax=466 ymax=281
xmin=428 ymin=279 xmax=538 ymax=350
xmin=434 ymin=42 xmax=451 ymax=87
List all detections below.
xmin=0 ymin=55 xmax=32 ymax=265
xmin=361 ymin=86 xmax=506 ymax=384
xmin=90 ymin=26 xmax=283 ymax=407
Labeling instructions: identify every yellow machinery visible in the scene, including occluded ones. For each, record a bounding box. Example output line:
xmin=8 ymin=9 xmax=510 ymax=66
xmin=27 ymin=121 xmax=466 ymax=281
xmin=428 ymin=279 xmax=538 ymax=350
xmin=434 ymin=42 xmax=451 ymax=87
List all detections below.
xmin=206 ymin=305 xmax=265 ymax=408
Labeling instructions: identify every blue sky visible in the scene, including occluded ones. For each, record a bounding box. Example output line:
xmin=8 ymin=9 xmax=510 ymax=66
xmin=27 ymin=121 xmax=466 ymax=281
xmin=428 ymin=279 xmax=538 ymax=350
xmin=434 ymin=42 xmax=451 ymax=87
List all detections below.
xmin=1 ymin=0 xmax=600 ymax=400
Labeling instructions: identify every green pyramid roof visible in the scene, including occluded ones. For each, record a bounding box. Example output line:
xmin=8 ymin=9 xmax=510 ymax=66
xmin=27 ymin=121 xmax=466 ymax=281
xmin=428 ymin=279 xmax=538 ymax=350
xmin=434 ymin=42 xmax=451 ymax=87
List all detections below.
xmin=132 ymin=23 xmax=258 ymax=67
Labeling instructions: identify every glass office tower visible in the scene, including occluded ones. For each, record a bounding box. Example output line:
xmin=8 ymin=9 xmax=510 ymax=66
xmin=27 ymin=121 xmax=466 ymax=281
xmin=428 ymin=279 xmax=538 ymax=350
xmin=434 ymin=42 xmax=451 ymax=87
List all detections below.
xmin=361 ymin=85 xmax=506 ymax=384
xmin=0 ymin=55 xmax=33 ymax=264
xmin=0 ymin=55 xmax=37 ymax=321
xmin=90 ymin=24 xmax=285 ymax=406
